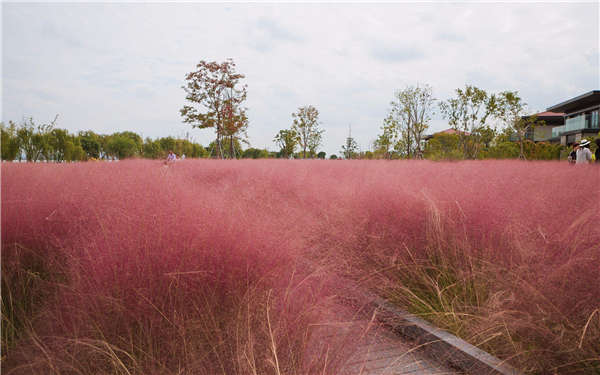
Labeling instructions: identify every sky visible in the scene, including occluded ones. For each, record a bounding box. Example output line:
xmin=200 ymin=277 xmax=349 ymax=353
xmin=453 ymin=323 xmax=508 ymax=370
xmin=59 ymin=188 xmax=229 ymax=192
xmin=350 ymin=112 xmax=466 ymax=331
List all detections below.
xmin=2 ymin=1 xmax=599 ymax=156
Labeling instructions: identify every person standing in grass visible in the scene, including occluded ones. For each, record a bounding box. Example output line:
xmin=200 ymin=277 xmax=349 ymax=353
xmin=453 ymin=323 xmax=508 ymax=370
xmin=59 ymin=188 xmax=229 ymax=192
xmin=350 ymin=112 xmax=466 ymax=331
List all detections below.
xmin=568 ymin=142 xmax=579 ymax=164
xmin=576 ymin=139 xmax=592 ymax=164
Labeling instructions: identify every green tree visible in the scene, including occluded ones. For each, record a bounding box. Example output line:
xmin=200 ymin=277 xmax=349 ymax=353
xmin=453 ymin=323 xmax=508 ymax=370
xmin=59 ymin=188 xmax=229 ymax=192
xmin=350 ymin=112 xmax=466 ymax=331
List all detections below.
xmin=98 ymin=134 xmax=112 ymax=159
xmin=317 ymin=151 xmax=326 ymax=159
xmin=66 ymin=135 xmax=86 ymax=161
xmin=181 ymin=59 xmax=248 ymax=159
xmin=17 ymin=116 xmax=57 ymax=162
xmin=373 ymin=126 xmax=396 ymax=159
xmin=273 ymin=129 xmax=297 ymax=158
xmin=79 ymin=131 xmax=101 ymax=159
xmin=496 ymin=91 xmax=540 ymax=160
xmin=106 ymin=135 xmax=137 ymax=160
xmin=424 ymin=133 xmax=462 ymax=160
xmin=47 ymin=128 xmax=75 ymax=162
xmin=439 ymin=85 xmax=497 ymax=159
xmin=360 ymin=151 xmax=374 ymax=159
xmin=1 ymin=121 xmax=21 ymax=161
xmin=189 ymin=143 xmax=207 ymax=158
xmin=175 ymin=139 xmax=200 ymax=158
xmin=143 ymin=138 xmax=163 ymax=159
xmin=291 ymin=105 xmax=324 ymax=158
xmin=242 ymin=148 xmax=269 ymax=159
xmin=341 ymin=125 xmax=359 ymax=159
xmin=477 ymin=125 xmax=496 ymax=149
xmin=115 ymin=131 xmax=143 ymax=155
xmin=158 ymin=137 xmax=177 ymax=155
xmin=380 ymin=84 xmax=435 ymax=159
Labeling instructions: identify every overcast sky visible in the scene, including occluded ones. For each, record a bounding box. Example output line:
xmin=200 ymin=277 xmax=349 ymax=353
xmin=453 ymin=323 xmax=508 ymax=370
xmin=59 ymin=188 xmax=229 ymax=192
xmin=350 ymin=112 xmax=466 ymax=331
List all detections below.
xmin=2 ymin=1 xmax=599 ymax=156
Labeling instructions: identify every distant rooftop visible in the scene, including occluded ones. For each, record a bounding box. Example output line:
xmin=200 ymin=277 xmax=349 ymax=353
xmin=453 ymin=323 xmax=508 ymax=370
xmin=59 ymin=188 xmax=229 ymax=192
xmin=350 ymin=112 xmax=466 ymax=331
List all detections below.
xmin=521 ymin=111 xmax=565 ymax=126
xmin=534 ymin=111 xmax=565 ymax=117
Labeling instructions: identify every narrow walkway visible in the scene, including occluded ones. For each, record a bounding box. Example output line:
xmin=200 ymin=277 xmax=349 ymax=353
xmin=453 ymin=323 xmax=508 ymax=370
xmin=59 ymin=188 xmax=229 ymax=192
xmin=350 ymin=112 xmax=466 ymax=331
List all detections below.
xmin=343 ymin=327 xmax=460 ymax=375
xmin=311 ymin=301 xmax=462 ymax=375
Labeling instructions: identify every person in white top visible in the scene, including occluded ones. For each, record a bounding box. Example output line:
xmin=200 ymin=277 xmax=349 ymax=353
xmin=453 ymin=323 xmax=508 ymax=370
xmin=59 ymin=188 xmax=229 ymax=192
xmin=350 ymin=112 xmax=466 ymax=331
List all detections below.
xmin=576 ymin=139 xmax=592 ymax=164
xmin=165 ymin=150 xmax=177 ymax=164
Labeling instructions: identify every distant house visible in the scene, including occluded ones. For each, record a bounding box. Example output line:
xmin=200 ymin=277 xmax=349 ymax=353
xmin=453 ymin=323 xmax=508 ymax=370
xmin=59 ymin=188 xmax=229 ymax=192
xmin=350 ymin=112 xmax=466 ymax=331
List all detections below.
xmin=546 ymin=90 xmax=600 ymax=145
xmin=514 ymin=111 xmax=565 ymax=142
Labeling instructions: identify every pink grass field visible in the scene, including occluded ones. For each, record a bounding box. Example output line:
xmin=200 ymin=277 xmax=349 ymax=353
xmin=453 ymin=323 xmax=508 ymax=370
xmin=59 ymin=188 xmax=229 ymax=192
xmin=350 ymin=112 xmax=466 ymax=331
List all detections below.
xmin=2 ymin=159 xmax=599 ymax=374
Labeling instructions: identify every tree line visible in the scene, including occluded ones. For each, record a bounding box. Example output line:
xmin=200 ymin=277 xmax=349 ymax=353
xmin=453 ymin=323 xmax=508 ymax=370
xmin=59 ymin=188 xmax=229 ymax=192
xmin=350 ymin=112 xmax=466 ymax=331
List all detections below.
xmin=0 ymin=108 xmax=569 ymax=163
xmin=180 ymin=59 xmax=580 ymax=161
xmin=3 ymin=58 xmax=591 ymax=162
xmin=369 ymin=84 xmax=568 ymax=161
xmin=0 ymin=116 xmax=313 ymax=162
xmin=0 ymin=117 xmax=208 ymax=162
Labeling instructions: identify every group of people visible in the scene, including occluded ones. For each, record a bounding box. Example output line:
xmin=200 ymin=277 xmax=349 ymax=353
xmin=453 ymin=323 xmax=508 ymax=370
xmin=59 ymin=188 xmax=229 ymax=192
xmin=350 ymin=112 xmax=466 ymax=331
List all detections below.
xmin=568 ymin=139 xmax=599 ymax=164
xmin=164 ymin=150 xmax=185 ymax=165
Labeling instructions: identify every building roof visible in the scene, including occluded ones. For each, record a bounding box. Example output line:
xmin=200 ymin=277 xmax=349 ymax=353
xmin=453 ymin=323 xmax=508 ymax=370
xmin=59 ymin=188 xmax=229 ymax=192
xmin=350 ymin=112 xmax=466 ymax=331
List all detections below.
xmin=547 ymin=90 xmax=600 ymax=113
xmin=534 ymin=111 xmax=565 ymax=117
xmin=521 ymin=111 xmax=565 ymax=126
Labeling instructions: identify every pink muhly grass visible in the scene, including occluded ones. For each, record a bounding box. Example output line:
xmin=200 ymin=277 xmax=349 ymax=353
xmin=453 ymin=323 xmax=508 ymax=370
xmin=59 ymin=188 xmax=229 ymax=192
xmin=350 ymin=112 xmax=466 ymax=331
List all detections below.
xmin=1 ymin=160 xmax=350 ymax=374
xmin=2 ymin=159 xmax=599 ymax=374
xmin=307 ymin=159 xmax=599 ymax=373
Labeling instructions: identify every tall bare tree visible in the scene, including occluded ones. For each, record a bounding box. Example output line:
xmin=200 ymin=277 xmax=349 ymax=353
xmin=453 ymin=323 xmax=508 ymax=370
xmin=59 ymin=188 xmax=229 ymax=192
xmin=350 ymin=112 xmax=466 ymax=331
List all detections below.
xmin=180 ymin=59 xmax=247 ymax=159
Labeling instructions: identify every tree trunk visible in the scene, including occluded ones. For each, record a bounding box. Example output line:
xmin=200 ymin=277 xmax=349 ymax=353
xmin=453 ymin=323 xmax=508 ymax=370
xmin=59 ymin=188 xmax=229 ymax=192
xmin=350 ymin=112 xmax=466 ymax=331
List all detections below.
xmin=519 ymin=131 xmax=526 ymax=160
xmin=406 ymin=127 xmax=411 ymax=159
xmin=217 ymin=133 xmax=224 ymax=159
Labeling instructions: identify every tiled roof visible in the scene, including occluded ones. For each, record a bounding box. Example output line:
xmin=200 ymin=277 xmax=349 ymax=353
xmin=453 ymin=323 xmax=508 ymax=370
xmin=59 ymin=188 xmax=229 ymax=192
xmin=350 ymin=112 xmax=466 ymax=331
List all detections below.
xmin=534 ymin=111 xmax=565 ymax=117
